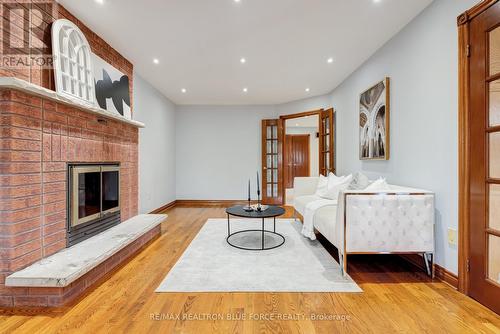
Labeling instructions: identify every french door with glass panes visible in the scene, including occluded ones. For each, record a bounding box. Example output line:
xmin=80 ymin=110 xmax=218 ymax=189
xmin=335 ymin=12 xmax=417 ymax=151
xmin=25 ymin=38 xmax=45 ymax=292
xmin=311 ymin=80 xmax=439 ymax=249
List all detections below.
xmin=261 ymin=119 xmax=283 ymax=205
xmin=319 ymin=108 xmax=335 ymax=175
xmin=467 ymin=0 xmax=500 ymax=314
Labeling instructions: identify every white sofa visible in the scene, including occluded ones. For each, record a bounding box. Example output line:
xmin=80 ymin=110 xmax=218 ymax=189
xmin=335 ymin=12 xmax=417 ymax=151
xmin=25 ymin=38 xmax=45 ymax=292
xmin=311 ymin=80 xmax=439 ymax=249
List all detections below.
xmin=293 ymin=176 xmax=435 ymax=276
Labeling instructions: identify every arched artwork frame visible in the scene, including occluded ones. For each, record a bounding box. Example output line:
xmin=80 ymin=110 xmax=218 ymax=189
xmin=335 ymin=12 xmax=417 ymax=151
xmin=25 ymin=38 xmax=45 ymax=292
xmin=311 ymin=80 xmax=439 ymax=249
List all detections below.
xmin=51 ymin=19 xmax=96 ymax=106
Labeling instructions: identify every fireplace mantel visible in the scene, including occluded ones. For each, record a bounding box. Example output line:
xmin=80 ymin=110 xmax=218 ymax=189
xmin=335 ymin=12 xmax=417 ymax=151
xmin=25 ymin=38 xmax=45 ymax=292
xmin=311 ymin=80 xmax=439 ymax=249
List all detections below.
xmin=0 ymin=77 xmax=145 ymax=128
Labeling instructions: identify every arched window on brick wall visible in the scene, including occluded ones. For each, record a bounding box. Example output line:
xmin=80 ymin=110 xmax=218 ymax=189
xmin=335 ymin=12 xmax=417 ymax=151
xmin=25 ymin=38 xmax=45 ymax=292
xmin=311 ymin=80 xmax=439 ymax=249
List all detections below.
xmin=52 ymin=19 xmax=96 ymax=106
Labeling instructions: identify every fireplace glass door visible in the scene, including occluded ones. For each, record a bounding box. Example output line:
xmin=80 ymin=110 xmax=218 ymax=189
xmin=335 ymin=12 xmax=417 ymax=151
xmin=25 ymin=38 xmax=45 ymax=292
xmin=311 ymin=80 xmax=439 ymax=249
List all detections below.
xmin=102 ymin=166 xmax=120 ymax=216
xmin=70 ymin=165 xmax=120 ymax=228
xmin=73 ymin=166 xmax=101 ymax=226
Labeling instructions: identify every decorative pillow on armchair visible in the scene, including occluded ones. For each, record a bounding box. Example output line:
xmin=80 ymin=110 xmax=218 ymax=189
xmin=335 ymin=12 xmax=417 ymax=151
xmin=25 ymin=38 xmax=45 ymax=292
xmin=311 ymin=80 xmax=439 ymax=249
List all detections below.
xmin=364 ymin=177 xmax=390 ymax=191
xmin=348 ymin=172 xmax=370 ymax=190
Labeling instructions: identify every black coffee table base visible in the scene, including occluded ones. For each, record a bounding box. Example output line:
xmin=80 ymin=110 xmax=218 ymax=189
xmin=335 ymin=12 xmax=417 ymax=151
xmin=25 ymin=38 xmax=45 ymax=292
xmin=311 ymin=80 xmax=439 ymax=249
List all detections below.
xmin=226 ymin=216 xmax=285 ymax=251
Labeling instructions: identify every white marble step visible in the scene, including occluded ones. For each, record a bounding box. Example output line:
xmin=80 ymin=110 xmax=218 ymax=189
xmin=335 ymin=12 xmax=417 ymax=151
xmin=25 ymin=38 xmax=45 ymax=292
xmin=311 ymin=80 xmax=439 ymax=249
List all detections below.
xmin=6 ymin=214 xmax=167 ymax=288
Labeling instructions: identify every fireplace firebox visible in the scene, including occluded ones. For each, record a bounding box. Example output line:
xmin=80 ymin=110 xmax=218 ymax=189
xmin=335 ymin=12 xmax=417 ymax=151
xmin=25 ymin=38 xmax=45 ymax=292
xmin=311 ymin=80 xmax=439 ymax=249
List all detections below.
xmin=67 ymin=164 xmax=121 ymax=246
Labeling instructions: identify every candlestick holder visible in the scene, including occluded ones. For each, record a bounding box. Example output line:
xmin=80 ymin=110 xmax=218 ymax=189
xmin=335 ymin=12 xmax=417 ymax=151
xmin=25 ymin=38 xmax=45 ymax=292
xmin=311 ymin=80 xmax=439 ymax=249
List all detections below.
xmin=243 ymin=199 xmax=253 ymax=212
xmin=256 ymin=189 xmax=262 ymax=212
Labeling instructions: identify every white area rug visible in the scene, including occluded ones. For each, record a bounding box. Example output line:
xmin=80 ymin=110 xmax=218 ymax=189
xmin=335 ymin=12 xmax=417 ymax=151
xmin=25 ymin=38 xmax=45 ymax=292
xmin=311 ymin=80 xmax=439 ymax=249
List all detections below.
xmin=156 ymin=219 xmax=361 ymax=292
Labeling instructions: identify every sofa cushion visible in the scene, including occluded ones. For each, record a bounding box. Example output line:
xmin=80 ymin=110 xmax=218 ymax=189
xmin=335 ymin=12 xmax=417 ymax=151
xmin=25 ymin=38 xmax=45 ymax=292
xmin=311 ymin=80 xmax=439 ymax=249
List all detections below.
xmin=294 ymin=195 xmax=321 ymax=216
xmin=314 ymin=205 xmax=338 ymax=247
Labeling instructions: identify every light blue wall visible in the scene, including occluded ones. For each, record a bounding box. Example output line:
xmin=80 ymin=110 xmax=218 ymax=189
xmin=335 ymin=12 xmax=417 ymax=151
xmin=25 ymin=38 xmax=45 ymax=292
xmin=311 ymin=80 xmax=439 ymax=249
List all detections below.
xmin=134 ymin=73 xmax=177 ymax=213
xmin=175 ymin=105 xmax=276 ymax=200
xmin=328 ymin=0 xmax=478 ymax=274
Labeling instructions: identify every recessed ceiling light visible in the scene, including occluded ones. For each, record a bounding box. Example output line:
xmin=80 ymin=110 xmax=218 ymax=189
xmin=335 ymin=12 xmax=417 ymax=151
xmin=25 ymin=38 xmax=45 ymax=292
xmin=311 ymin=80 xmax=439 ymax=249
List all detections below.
xmin=95 ymin=0 xmax=104 ymax=4
xmin=234 ymin=0 xmax=241 ymax=2
xmin=240 ymin=57 xmax=246 ymax=64
xmin=181 ymin=88 xmax=187 ymax=93
xmin=153 ymin=58 xmax=159 ymax=64
xmin=327 ymin=57 xmax=334 ymax=64
xmin=243 ymin=87 xmax=248 ymax=93
xmin=305 ymin=88 xmax=310 ymax=92
xmin=373 ymin=0 xmax=382 ymax=3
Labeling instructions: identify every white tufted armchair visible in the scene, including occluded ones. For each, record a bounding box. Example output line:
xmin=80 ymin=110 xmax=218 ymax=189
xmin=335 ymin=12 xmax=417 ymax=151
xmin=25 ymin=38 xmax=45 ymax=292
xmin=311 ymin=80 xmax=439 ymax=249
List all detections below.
xmin=337 ymin=187 xmax=435 ymax=276
xmin=292 ymin=178 xmax=435 ymax=277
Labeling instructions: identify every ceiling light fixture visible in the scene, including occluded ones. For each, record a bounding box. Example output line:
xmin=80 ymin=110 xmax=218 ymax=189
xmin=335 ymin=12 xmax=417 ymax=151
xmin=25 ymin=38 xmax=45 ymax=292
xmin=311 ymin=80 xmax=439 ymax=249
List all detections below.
xmin=95 ymin=0 xmax=104 ymax=4
xmin=181 ymin=88 xmax=187 ymax=93
xmin=153 ymin=58 xmax=159 ymax=64
xmin=327 ymin=57 xmax=334 ymax=64
xmin=305 ymin=88 xmax=310 ymax=92
xmin=243 ymin=88 xmax=248 ymax=93
xmin=240 ymin=57 xmax=246 ymax=64
xmin=373 ymin=0 xmax=382 ymax=3
xmin=234 ymin=0 xmax=241 ymax=3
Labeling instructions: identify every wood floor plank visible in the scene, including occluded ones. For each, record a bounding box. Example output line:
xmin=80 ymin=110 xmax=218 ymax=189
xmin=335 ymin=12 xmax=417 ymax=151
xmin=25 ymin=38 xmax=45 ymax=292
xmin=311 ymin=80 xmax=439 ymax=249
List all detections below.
xmin=0 ymin=205 xmax=499 ymax=334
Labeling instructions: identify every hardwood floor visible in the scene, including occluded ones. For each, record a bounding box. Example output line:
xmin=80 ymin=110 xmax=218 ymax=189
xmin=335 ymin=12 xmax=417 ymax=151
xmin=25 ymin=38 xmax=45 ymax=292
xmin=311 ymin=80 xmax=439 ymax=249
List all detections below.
xmin=0 ymin=206 xmax=499 ymax=334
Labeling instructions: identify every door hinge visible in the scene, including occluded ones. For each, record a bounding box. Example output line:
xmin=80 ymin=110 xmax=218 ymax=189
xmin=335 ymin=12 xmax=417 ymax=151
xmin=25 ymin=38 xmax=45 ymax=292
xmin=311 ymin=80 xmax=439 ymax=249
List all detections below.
xmin=466 ymin=44 xmax=471 ymax=57
xmin=467 ymin=259 xmax=470 ymax=272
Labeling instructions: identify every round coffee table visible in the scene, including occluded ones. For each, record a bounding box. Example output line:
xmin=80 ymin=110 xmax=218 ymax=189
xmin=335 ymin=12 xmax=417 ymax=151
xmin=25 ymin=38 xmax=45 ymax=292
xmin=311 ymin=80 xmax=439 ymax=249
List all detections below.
xmin=225 ymin=205 xmax=286 ymax=251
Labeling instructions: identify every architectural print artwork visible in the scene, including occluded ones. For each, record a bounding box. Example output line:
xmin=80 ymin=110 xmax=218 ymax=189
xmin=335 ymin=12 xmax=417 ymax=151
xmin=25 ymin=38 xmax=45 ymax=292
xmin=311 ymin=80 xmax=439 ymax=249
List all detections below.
xmin=92 ymin=54 xmax=132 ymax=119
xmin=359 ymin=78 xmax=390 ymax=160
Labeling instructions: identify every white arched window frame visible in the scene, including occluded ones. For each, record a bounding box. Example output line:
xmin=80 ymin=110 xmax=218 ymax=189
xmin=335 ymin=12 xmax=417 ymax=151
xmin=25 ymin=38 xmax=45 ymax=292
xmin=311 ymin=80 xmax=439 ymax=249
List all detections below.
xmin=52 ymin=19 xmax=96 ymax=106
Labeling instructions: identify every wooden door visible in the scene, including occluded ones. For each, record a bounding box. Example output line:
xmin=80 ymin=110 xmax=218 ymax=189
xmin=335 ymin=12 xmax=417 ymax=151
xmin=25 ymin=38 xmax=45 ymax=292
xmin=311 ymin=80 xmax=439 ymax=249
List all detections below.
xmin=319 ymin=108 xmax=335 ymax=175
xmin=261 ymin=119 xmax=283 ymax=205
xmin=284 ymin=135 xmax=310 ymax=189
xmin=468 ymin=0 xmax=500 ymax=314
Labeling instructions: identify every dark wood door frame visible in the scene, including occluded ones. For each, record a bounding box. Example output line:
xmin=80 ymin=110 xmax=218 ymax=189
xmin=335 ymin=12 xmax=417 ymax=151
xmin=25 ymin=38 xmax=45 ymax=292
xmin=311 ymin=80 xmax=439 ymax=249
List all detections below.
xmin=457 ymin=0 xmax=499 ymax=298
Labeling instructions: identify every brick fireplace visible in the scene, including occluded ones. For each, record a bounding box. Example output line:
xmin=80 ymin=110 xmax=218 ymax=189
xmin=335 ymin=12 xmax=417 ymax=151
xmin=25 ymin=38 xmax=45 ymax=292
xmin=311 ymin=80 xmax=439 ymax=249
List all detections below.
xmin=0 ymin=1 xmax=150 ymax=307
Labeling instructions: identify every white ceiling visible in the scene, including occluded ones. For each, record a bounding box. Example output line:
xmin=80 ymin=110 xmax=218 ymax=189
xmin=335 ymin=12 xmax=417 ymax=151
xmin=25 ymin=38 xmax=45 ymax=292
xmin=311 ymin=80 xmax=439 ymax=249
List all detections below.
xmin=58 ymin=0 xmax=433 ymax=105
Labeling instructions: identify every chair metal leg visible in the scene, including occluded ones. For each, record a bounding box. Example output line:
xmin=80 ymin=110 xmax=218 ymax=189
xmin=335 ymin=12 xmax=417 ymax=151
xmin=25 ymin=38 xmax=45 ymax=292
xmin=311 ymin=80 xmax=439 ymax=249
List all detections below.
xmin=338 ymin=249 xmax=343 ymax=275
xmin=343 ymin=253 xmax=347 ymax=276
xmin=339 ymin=250 xmax=346 ymax=276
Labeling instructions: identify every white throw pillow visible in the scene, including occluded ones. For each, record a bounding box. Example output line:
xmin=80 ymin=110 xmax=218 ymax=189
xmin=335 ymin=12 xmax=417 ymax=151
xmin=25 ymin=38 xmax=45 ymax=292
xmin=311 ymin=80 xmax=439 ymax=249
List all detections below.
xmin=365 ymin=177 xmax=390 ymax=191
xmin=314 ymin=173 xmax=338 ymax=197
xmin=314 ymin=174 xmax=329 ymax=197
xmin=321 ymin=174 xmax=353 ymax=200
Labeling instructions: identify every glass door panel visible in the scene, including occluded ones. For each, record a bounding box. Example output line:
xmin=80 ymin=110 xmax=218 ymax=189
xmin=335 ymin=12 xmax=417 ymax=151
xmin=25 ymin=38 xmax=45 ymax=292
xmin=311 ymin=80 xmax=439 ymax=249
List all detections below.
xmin=78 ymin=172 xmax=100 ymax=219
xmin=489 ymin=26 xmax=500 ymax=76
xmin=487 ymin=23 xmax=500 ymax=293
xmin=490 ymin=79 xmax=500 ymax=126
xmin=488 ymin=235 xmax=500 ymax=284
xmin=319 ymin=108 xmax=335 ymax=175
xmin=102 ymin=167 xmax=120 ymax=214
xmin=490 ymin=184 xmax=500 ymax=231
xmin=489 ymin=132 xmax=500 ymax=178
xmin=262 ymin=120 xmax=282 ymax=204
